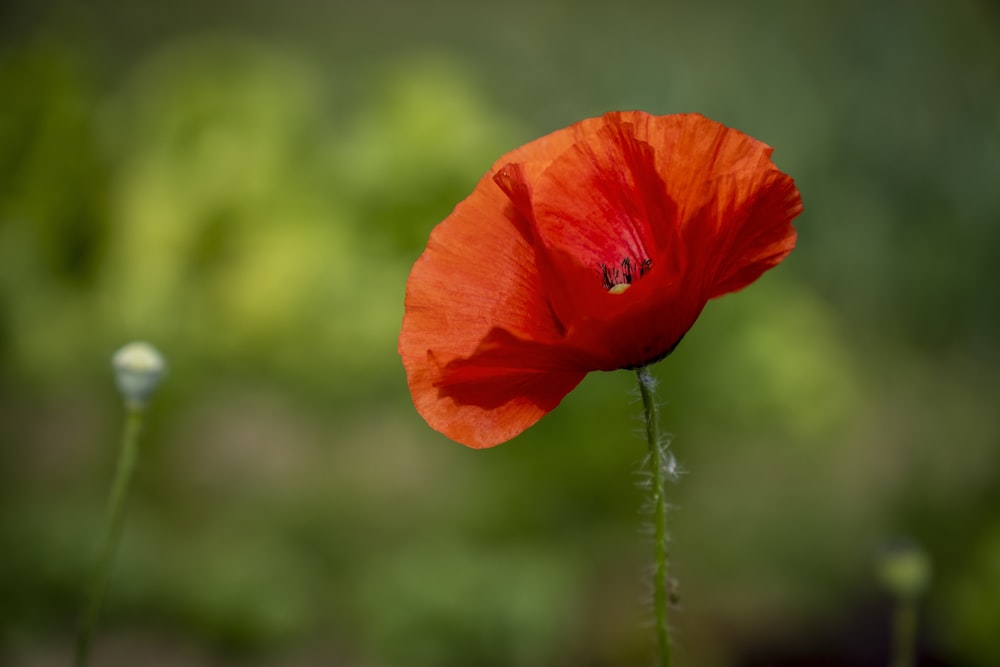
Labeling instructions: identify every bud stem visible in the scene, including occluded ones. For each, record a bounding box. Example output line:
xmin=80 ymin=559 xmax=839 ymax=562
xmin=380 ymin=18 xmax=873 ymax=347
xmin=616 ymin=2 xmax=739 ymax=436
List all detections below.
xmin=890 ymin=597 xmax=918 ymax=667
xmin=75 ymin=404 xmax=145 ymax=667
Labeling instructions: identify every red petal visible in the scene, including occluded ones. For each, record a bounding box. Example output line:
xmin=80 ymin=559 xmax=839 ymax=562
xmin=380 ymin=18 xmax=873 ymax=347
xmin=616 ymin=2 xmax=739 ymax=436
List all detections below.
xmin=623 ymin=112 xmax=801 ymax=298
xmin=399 ymin=127 xmax=595 ymax=447
xmin=532 ymin=119 xmax=670 ymax=266
xmin=621 ymin=112 xmax=780 ymax=220
xmin=425 ymin=329 xmax=587 ymax=448
xmin=693 ymin=169 xmax=802 ymax=297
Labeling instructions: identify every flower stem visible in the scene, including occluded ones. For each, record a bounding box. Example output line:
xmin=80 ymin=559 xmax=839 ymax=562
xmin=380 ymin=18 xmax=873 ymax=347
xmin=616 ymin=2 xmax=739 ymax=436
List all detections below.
xmin=890 ymin=597 xmax=918 ymax=667
xmin=878 ymin=540 xmax=929 ymax=667
xmin=636 ymin=366 xmax=672 ymax=667
xmin=75 ymin=405 xmax=145 ymax=667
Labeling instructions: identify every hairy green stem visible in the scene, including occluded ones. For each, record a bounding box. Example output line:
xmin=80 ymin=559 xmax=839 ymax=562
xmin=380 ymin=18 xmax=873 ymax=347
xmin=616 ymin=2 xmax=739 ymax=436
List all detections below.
xmin=637 ymin=366 xmax=672 ymax=667
xmin=75 ymin=406 xmax=144 ymax=667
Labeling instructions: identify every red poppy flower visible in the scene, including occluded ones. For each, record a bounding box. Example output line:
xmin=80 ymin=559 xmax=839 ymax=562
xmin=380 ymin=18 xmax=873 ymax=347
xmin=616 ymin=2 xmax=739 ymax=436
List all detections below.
xmin=399 ymin=111 xmax=803 ymax=448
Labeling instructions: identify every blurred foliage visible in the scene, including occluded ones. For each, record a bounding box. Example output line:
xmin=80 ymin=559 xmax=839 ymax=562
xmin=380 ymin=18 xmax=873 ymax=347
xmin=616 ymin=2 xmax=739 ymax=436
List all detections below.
xmin=1 ymin=0 xmax=999 ymax=666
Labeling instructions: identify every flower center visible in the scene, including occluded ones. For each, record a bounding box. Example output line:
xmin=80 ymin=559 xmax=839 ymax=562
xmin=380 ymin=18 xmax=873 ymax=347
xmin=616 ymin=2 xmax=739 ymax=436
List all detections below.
xmin=599 ymin=257 xmax=652 ymax=294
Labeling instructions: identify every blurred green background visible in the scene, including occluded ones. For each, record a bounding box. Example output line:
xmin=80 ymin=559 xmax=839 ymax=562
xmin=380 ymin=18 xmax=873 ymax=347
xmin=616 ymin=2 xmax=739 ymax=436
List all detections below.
xmin=1 ymin=0 xmax=999 ymax=665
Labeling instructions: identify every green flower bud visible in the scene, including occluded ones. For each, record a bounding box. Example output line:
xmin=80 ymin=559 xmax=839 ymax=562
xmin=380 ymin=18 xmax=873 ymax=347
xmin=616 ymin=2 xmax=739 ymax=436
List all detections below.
xmin=112 ymin=342 xmax=166 ymax=408
xmin=878 ymin=541 xmax=932 ymax=600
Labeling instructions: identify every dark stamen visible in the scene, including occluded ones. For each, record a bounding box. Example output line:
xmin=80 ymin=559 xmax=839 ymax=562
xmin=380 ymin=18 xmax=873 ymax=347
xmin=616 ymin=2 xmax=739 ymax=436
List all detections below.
xmin=599 ymin=256 xmax=653 ymax=290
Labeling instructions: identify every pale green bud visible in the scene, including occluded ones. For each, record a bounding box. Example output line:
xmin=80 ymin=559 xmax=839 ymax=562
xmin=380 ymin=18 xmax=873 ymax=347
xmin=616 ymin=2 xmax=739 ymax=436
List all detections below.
xmin=112 ymin=341 xmax=166 ymax=408
xmin=878 ymin=541 xmax=932 ymax=600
